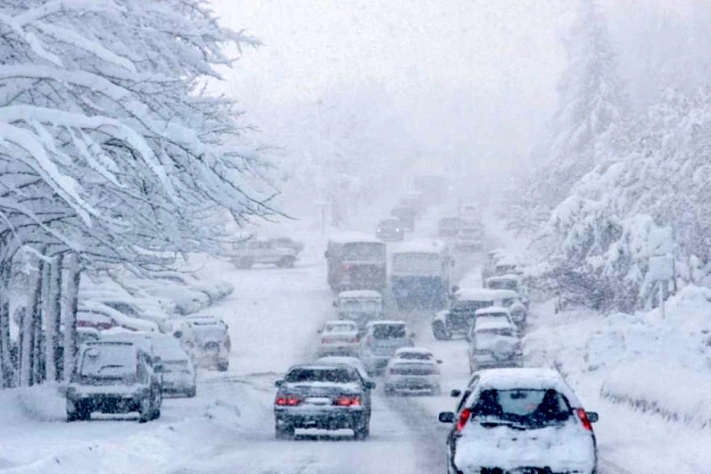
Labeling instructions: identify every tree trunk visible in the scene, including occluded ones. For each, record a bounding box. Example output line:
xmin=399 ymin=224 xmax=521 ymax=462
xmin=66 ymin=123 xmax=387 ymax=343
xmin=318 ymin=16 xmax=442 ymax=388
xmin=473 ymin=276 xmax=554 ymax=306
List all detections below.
xmin=31 ymin=257 xmax=46 ymax=385
xmin=44 ymin=256 xmax=62 ymax=382
xmin=62 ymin=253 xmax=80 ymax=382
xmin=20 ymin=259 xmax=43 ymax=387
xmin=0 ymin=258 xmax=14 ymax=388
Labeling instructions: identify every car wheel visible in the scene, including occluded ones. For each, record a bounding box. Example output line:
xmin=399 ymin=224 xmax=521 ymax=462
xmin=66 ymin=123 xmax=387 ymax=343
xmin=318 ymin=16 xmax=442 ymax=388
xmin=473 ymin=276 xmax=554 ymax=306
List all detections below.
xmin=67 ymin=401 xmax=90 ymax=422
xmin=353 ymin=418 xmax=370 ymax=440
xmin=236 ymin=258 xmax=253 ymax=269
xmin=138 ymin=397 xmax=152 ymax=423
xmin=217 ymin=360 xmax=229 ymax=372
xmin=275 ymin=423 xmax=294 ymax=440
xmin=432 ymin=321 xmax=450 ymax=341
xmin=276 ymin=257 xmax=295 ymax=268
xmin=384 ymin=386 xmax=395 ymax=396
xmin=186 ymin=386 xmax=197 ymax=398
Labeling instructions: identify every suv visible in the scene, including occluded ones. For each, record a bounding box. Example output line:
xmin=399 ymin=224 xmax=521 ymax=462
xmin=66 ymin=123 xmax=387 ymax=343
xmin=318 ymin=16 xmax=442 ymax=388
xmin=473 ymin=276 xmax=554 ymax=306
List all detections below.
xmin=440 ymin=368 xmax=599 ymax=474
xmin=273 ymin=364 xmax=375 ymax=440
xmin=467 ymin=319 xmax=522 ymax=373
xmin=232 ymin=237 xmax=299 ymax=269
xmin=174 ymin=316 xmax=231 ymax=371
xmin=359 ymin=321 xmax=415 ymax=375
xmin=66 ymin=341 xmax=162 ymax=422
xmin=432 ymin=288 xmax=515 ymax=340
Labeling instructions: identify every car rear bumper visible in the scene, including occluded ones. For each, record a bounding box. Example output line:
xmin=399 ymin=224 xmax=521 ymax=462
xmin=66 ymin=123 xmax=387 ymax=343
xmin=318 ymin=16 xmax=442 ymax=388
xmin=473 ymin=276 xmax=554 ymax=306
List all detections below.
xmin=274 ymin=407 xmax=365 ymax=430
xmin=318 ymin=343 xmax=360 ymax=357
xmin=472 ymin=354 xmax=523 ymax=369
xmin=67 ymin=394 xmax=143 ymax=413
xmin=384 ymin=375 xmax=440 ymax=392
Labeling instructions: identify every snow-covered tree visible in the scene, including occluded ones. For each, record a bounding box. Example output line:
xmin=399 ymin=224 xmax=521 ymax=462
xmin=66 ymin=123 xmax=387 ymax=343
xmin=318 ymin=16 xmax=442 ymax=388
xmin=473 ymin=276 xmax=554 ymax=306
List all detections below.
xmin=0 ymin=0 xmax=277 ymax=385
xmin=526 ymin=0 xmax=625 ymax=211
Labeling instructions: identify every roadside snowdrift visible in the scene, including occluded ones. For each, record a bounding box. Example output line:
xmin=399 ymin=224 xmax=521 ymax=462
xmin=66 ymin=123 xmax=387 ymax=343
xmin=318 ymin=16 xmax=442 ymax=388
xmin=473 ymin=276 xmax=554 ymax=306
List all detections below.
xmin=527 ymin=286 xmax=711 ymax=429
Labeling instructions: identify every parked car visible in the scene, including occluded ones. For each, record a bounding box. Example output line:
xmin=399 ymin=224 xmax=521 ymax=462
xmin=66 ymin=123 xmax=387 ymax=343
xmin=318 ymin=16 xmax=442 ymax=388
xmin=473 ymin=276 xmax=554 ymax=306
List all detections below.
xmin=80 ymin=279 xmax=174 ymax=327
xmin=334 ymin=290 xmax=384 ymax=332
xmin=384 ymin=348 xmax=442 ymax=395
xmin=359 ymin=320 xmax=415 ymax=375
xmin=439 ymin=368 xmax=599 ymax=474
xmin=273 ymin=364 xmax=374 ymax=439
xmin=147 ymin=272 xmax=233 ymax=304
xmin=268 ymin=237 xmax=305 ymax=255
xmin=471 ymin=306 xmax=517 ymax=332
xmin=437 ymin=216 xmax=461 ymax=237
xmin=315 ymin=356 xmax=375 ymax=421
xmin=66 ymin=341 xmax=162 ymax=422
xmin=174 ymin=316 xmax=231 ymax=371
xmin=432 ymin=288 xmax=516 ymax=340
xmin=145 ymin=333 xmax=197 ymax=397
xmin=77 ymin=302 xmax=159 ymax=333
xmin=121 ymin=277 xmax=210 ymax=316
xmin=375 ymin=218 xmax=405 ymax=242
xmin=317 ymin=320 xmax=360 ymax=357
xmin=232 ymin=237 xmax=299 ymax=269
xmin=467 ymin=319 xmax=522 ymax=373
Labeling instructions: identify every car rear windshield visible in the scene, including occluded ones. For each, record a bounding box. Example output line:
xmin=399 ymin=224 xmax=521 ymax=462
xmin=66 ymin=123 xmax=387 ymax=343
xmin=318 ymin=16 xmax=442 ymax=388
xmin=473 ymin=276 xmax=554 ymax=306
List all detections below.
xmin=325 ymin=323 xmax=356 ymax=333
xmin=79 ymin=345 xmax=137 ymax=379
xmin=372 ymin=324 xmax=406 ymax=339
xmin=470 ymin=389 xmax=572 ymax=428
xmin=342 ymin=243 xmax=386 ymax=261
xmin=453 ymin=300 xmax=492 ymax=313
xmin=285 ymin=368 xmax=359 ymax=384
xmin=191 ymin=322 xmax=225 ymax=339
xmin=476 ymin=327 xmax=515 ymax=338
xmin=340 ymin=299 xmax=381 ymax=312
xmin=488 ymin=280 xmax=518 ymax=291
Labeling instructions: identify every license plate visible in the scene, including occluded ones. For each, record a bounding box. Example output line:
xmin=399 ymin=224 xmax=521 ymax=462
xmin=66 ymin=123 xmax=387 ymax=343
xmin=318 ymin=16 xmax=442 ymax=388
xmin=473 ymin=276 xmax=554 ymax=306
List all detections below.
xmin=304 ymin=397 xmax=331 ymax=406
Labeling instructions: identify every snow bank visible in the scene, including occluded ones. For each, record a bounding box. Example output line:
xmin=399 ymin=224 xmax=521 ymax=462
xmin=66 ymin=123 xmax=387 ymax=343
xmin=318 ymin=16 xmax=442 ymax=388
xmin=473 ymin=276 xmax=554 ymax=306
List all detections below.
xmin=0 ymin=384 xmax=66 ymax=425
xmin=526 ymin=285 xmax=711 ymax=429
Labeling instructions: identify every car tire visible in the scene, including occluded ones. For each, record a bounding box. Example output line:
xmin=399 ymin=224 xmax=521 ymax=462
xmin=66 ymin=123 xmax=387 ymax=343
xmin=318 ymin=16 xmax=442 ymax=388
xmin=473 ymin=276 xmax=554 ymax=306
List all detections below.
xmin=275 ymin=423 xmax=294 ymax=440
xmin=67 ymin=401 xmax=90 ymax=422
xmin=432 ymin=321 xmax=451 ymax=341
xmin=276 ymin=257 xmax=296 ymax=268
xmin=186 ymin=386 xmax=197 ymax=398
xmin=138 ymin=397 xmax=152 ymax=423
xmin=217 ymin=360 xmax=229 ymax=372
xmin=353 ymin=418 xmax=370 ymax=440
xmin=236 ymin=258 xmax=253 ymax=269
xmin=384 ymin=386 xmax=395 ymax=396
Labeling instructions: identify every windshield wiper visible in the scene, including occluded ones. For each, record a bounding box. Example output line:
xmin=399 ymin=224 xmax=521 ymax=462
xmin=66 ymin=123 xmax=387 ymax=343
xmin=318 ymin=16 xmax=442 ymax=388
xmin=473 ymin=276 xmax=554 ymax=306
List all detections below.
xmin=478 ymin=420 xmax=528 ymax=430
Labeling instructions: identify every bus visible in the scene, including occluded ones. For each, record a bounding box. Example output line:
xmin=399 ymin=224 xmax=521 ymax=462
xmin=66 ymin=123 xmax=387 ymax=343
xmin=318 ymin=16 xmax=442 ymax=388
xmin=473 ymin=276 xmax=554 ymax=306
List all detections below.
xmin=390 ymin=239 xmax=453 ymax=310
xmin=325 ymin=233 xmax=387 ymax=293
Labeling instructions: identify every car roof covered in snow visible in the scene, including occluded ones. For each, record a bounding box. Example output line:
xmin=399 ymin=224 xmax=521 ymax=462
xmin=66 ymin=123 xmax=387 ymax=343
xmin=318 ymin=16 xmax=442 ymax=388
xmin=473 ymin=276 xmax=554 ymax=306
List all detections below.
xmin=323 ymin=320 xmax=357 ymax=327
xmin=474 ymin=318 xmax=516 ymax=332
xmin=328 ymin=232 xmax=383 ymax=245
xmin=391 ymin=239 xmax=449 ymax=255
xmin=394 ymin=347 xmax=433 ymax=356
xmin=486 ymin=274 xmax=521 ymax=283
xmin=315 ymin=357 xmax=368 ymax=375
xmin=474 ymin=306 xmax=511 ymax=316
xmin=456 ymin=288 xmax=516 ymax=301
xmin=338 ymin=290 xmax=382 ymax=299
xmin=474 ymin=368 xmax=582 ymax=406
xmin=366 ymin=320 xmax=407 ymax=327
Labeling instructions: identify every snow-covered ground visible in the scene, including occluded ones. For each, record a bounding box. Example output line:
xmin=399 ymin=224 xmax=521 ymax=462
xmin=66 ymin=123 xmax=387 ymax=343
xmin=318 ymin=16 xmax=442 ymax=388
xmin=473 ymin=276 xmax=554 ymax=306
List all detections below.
xmin=0 ymin=210 xmax=708 ymax=473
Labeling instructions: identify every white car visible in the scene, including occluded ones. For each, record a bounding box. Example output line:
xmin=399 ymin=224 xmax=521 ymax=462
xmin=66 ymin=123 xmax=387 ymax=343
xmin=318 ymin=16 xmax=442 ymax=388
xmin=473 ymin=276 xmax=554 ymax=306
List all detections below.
xmin=174 ymin=316 xmax=231 ymax=371
xmin=440 ymin=368 xmax=599 ymax=474
xmin=317 ymin=320 xmax=360 ymax=357
xmin=384 ymin=347 xmax=442 ymax=395
xmin=359 ymin=321 xmax=415 ymax=375
xmin=232 ymin=237 xmax=300 ymax=269
xmin=472 ymin=306 xmax=516 ymax=332
xmin=467 ymin=318 xmax=522 ymax=373
xmin=77 ymin=302 xmax=159 ymax=333
xmin=146 ymin=333 xmax=197 ymax=397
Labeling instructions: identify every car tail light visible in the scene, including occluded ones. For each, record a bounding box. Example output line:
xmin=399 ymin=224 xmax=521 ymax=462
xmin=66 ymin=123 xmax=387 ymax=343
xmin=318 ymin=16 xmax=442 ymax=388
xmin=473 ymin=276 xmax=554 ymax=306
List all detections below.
xmin=321 ymin=337 xmax=335 ymax=344
xmin=455 ymin=408 xmax=471 ymax=433
xmin=275 ymin=396 xmax=302 ymax=406
xmin=576 ymin=408 xmax=593 ymax=431
xmin=346 ymin=337 xmax=358 ymax=343
xmin=335 ymin=396 xmax=361 ymax=407
xmin=342 ymin=264 xmax=353 ymax=272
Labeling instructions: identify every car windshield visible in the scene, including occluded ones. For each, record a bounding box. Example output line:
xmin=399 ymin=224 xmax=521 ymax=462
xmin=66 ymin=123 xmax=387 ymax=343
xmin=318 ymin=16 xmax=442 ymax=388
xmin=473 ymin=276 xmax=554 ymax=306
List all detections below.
xmin=453 ymin=300 xmax=493 ymax=313
xmin=392 ymin=253 xmax=440 ymax=274
xmin=470 ymin=389 xmax=571 ymax=428
xmin=372 ymin=324 xmax=407 ymax=339
xmin=397 ymin=352 xmax=433 ymax=361
xmin=324 ymin=323 xmax=356 ymax=333
xmin=79 ymin=345 xmax=136 ymax=379
xmin=285 ymin=368 xmax=359 ymax=384
xmin=340 ymin=299 xmax=381 ymax=312
xmin=342 ymin=243 xmax=385 ymax=262
xmin=488 ymin=280 xmax=518 ymax=291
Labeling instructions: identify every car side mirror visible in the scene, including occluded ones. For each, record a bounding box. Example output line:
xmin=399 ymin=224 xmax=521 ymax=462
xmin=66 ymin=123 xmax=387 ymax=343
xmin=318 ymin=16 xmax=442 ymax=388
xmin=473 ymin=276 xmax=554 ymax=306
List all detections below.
xmin=450 ymin=389 xmax=461 ymax=398
xmin=409 ymin=332 xmax=416 ymax=339
xmin=155 ymin=364 xmax=164 ymax=373
xmin=317 ymin=329 xmax=322 ymax=334
xmin=438 ymin=412 xmax=456 ymax=423
xmin=274 ymin=380 xmax=283 ymax=388
xmin=333 ymin=301 xmax=338 ymax=308
xmin=451 ymin=285 xmax=460 ymax=293
xmin=324 ymin=251 xmax=329 ymax=258
xmin=365 ymin=381 xmax=376 ymax=390
xmin=436 ymin=359 xmax=443 ymax=364
xmin=174 ymin=331 xmax=183 ymax=339
xmin=586 ymin=411 xmax=599 ymax=423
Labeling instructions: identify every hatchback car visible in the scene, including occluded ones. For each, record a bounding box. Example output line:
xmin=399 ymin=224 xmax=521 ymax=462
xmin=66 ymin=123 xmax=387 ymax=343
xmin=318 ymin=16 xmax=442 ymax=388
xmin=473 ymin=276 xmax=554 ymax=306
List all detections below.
xmin=359 ymin=321 xmax=415 ymax=375
xmin=384 ymin=347 xmax=442 ymax=395
xmin=66 ymin=341 xmax=162 ymax=423
xmin=273 ymin=364 xmax=375 ymax=440
xmin=440 ymin=368 xmax=599 ymax=474
xmin=174 ymin=316 xmax=231 ymax=371
xmin=317 ymin=320 xmax=360 ymax=357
